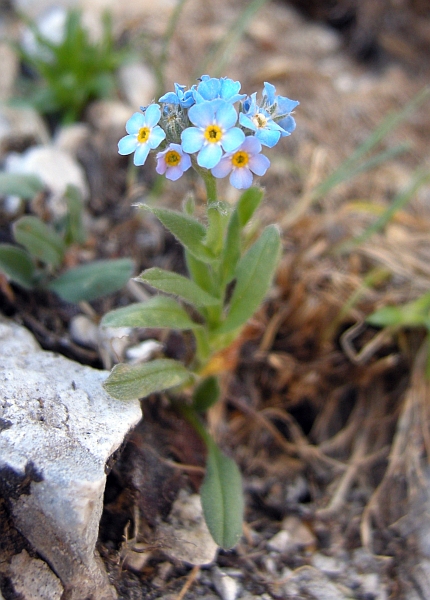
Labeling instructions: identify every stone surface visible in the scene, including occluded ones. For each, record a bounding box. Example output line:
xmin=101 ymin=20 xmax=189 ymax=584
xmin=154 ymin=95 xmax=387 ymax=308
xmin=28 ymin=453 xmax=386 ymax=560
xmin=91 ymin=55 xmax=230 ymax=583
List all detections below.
xmin=118 ymin=62 xmax=157 ymax=109
xmin=4 ymin=145 xmax=89 ymax=217
xmin=9 ymin=550 xmax=63 ymax=600
xmin=0 ymin=106 xmax=50 ymax=159
xmin=267 ymin=515 xmax=316 ymax=554
xmin=0 ymin=318 xmax=142 ymax=599
xmin=212 ymin=567 xmax=241 ymax=600
xmin=156 ymin=490 xmax=218 ymax=566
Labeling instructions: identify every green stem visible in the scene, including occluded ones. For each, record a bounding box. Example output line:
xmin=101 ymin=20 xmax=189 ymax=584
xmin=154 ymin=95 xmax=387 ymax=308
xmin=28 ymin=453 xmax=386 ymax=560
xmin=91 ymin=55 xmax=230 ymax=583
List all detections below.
xmin=192 ymin=161 xmax=218 ymax=204
xmin=179 ymin=404 xmax=211 ymax=446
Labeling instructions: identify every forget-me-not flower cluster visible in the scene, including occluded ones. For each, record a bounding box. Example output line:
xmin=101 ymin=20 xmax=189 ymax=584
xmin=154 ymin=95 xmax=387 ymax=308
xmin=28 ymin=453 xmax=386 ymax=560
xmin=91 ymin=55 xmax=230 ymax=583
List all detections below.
xmin=118 ymin=76 xmax=299 ymax=189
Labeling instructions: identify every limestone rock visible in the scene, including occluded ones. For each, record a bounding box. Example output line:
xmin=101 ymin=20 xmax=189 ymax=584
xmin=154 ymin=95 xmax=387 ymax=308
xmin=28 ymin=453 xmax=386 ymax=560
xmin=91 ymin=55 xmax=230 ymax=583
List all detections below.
xmin=4 ymin=145 xmax=89 ymax=217
xmin=118 ymin=62 xmax=157 ymax=109
xmin=0 ymin=318 xmax=142 ymax=600
xmin=9 ymin=550 xmax=63 ymax=600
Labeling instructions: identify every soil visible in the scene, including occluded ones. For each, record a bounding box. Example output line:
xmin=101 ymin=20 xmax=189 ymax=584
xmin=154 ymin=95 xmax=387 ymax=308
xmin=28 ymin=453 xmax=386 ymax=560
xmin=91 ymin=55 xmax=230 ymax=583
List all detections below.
xmin=1 ymin=0 xmax=430 ymax=598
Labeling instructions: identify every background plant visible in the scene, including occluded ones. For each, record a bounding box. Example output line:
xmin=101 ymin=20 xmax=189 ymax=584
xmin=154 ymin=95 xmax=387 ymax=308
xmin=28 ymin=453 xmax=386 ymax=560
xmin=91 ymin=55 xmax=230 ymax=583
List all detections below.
xmin=16 ymin=9 xmax=128 ymax=124
xmin=0 ymin=175 xmax=134 ymax=303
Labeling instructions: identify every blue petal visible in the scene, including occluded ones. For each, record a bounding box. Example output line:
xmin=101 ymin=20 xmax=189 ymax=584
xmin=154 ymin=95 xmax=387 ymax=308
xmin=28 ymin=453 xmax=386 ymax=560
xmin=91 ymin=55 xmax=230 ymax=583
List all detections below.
xmin=148 ymin=126 xmax=166 ymax=149
xmin=277 ymin=97 xmax=300 ymax=114
xmin=241 ymin=135 xmax=261 ymax=154
xmin=239 ymin=113 xmax=257 ymax=131
xmin=219 ymin=78 xmax=246 ymax=103
xmin=197 ymin=143 xmax=222 ymax=169
xmin=188 ymin=100 xmax=218 ymax=128
xmin=248 ymin=153 xmax=270 ymax=176
xmin=221 ymin=127 xmax=245 ymax=152
xmin=159 ymin=91 xmax=179 ymax=104
xmin=211 ymin=156 xmax=232 ymax=179
xmin=256 ymin=128 xmax=280 ymax=148
xmin=133 ymin=144 xmax=151 ymax=166
xmin=230 ymin=167 xmax=253 ymax=189
xmin=263 ymin=82 xmax=276 ymax=105
xmin=180 ymin=152 xmax=192 ymax=171
xmin=197 ymin=77 xmax=221 ymax=101
xmin=118 ymin=135 xmax=138 ymax=155
xmin=166 ymin=166 xmax=184 ymax=181
xmin=214 ymin=101 xmax=238 ymax=130
xmin=145 ymin=104 xmax=161 ymax=127
xmin=126 ymin=112 xmax=145 ymax=134
xmin=278 ymin=115 xmax=296 ymax=136
xmin=181 ymin=127 xmax=204 ymax=153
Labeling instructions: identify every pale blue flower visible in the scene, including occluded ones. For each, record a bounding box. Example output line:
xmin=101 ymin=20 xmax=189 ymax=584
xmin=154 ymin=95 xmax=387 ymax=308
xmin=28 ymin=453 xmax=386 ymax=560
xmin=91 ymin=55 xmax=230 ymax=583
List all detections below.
xmin=211 ymin=136 xmax=270 ymax=189
xmin=239 ymin=92 xmax=284 ymax=148
xmin=181 ymin=99 xmax=245 ymax=169
xmin=194 ymin=75 xmax=246 ymax=104
xmin=262 ymin=82 xmax=299 ymax=137
xmin=118 ymin=105 xmax=166 ymax=166
xmin=155 ymin=143 xmax=191 ymax=181
xmin=159 ymin=83 xmax=195 ymax=108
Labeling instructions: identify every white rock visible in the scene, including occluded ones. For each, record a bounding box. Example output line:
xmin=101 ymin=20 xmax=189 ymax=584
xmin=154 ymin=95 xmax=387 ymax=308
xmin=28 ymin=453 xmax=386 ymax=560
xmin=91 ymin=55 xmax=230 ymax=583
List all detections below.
xmin=118 ymin=62 xmax=157 ymax=109
xmin=9 ymin=550 xmax=63 ymax=600
xmin=54 ymin=123 xmax=91 ymax=157
xmin=156 ymin=490 xmax=218 ymax=566
xmin=125 ymin=340 xmax=163 ymax=364
xmin=267 ymin=516 xmax=315 ymax=554
xmin=11 ymin=0 xmax=75 ymax=20
xmin=20 ymin=6 xmax=67 ymax=60
xmin=212 ymin=567 xmax=241 ymax=600
xmin=0 ymin=318 xmax=142 ymax=599
xmin=4 ymin=145 xmax=89 ymax=217
xmin=311 ymin=553 xmax=344 ymax=576
xmin=86 ymin=99 xmax=136 ymax=132
xmin=0 ymin=106 xmax=50 ymax=158
xmin=0 ymin=43 xmax=19 ymax=102
xmin=69 ymin=314 xmax=100 ymax=349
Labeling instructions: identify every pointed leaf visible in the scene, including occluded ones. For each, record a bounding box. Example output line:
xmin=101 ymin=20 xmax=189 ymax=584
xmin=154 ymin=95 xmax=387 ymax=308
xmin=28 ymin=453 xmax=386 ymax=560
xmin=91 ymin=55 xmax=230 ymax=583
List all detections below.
xmin=205 ymin=202 xmax=231 ymax=256
xmin=0 ymin=173 xmax=44 ymax=199
xmin=0 ymin=244 xmax=36 ymax=289
xmin=63 ymin=184 xmax=86 ymax=245
xmin=237 ymin=187 xmax=264 ymax=227
xmin=104 ymin=358 xmax=192 ymax=400
xmin=192 ymin=376 xmax=220 ymax=412
xmin=200 ymin=440 xmax=244 ymax=549
xmin=101 ymin=295 xmax=199 ymax=330
xmin=217 ymin=225 xmax=281 ymax=334
xmin=220 ymin=209 xmax=240 ymax=286
xmin=141 ymin=205 xmax=217 ymax=263
xmin=13 ymin=216 xmax=65 ymax=268
xmin=367 ymin=291 xmax=430 ymax=328
xmin=48 ymin=258 xmax=134 ymax=303
xmin=137 ymin=267 xmax=219 ymax=308
xmin=186 ymin=250 xmax=216 ymax=296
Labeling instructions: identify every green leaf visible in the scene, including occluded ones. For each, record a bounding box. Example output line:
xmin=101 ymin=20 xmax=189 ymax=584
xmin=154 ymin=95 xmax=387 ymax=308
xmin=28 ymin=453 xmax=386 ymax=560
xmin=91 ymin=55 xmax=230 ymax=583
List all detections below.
xmin=103 ymin=358 xmax=192 ymax=400
xmin=220 ymin=209 xmax=241 ymax=286
xmin=48 ymin=258 xmax=134 ymax=303
xmin=200 ymin=440 xmax=244 ymax=549
xmin=137 ymin=267 xmax=219 ymax=308
xmin=236 ymin=187 xmax=264 ymax=227
xmin=13 ymin=216 xmax=65 ymax=268
xmin=216 ymin=225 xmax=281 ymax=334
xmin=101 ymin=294 xmax=199 ymax=330
xmin=367 ymin=291 xmax=430 ymax=328
xmin=142 ymin=205 xmax=217 ymax=263
xmin=205 ymin=202 xmax=231 ymax=256
xmin=0 ymin=244 xmax=36 ymax=289
xmin=186 ymin=250 xmax=216 ymax=296
xmin=0 ymin=173 xmax=44 ymax=199
xmin=63 ymin=184 xmax=86 ymax=245
xmin=192 ymin=376 xmax=220 ymax=412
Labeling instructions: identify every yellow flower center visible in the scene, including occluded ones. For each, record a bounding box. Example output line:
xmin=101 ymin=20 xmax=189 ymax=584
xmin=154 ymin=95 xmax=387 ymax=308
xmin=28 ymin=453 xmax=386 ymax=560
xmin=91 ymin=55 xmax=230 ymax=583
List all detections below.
xmin=137 ymin=127 xmax=150 ymax=143
xmin=252 ymin=113 xmax=268 ymax=128
xmin=204 ymin=124 xmax=222 ymax=144
xmin=165 ymin=150 xmax=181 ymax=166
xmin=232 ymin=150 xmax=249 ymax=168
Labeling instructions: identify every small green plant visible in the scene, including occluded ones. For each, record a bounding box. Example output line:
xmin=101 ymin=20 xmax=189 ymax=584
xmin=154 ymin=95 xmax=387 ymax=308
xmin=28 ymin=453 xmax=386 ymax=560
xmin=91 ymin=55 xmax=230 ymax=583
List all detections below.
xmin=17 ymin=9 xmax=127 ymax=124
xmin=0 ymin=175 xmax=134 ymax=303
xmin=368 ymin=292 xmax=430 ymax=377
xmin=101 ymin=76 xmax=299 ymax=548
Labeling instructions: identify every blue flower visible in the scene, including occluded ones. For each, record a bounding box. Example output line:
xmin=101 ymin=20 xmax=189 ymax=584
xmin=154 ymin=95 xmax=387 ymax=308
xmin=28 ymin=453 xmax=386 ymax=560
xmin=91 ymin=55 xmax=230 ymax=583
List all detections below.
xmin=155 ymin=143 xmax=191 ymax=181
xmin=239 ymin=92 xmax=284 ymax=148
xmin=181 ymin=99 xmax=245 ymax=169
xmin=118 ymin=105 xmax=166 ymax=166
xmin=159 ymin=83 xmax=195 ymax=108
xmin=194 ymin=75 xmax=246 ymax=104
xmin=211 ymin=136 xmax=270 ymax=189
xmin=262 ymin=82 xmax=299 ymax=137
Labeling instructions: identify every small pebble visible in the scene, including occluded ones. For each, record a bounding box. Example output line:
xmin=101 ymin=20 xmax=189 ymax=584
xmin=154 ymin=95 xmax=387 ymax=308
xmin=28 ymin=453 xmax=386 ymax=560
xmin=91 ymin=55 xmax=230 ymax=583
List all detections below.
xmin=212 ymin=566 xmax=240 ymax=600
